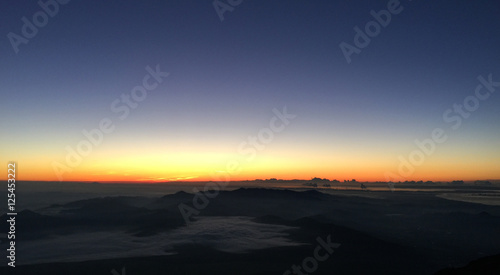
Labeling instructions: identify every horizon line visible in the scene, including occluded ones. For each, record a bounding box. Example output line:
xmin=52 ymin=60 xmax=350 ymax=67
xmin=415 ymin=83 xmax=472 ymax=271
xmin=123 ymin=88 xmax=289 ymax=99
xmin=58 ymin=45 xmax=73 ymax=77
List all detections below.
xmin=3 ymin=179 xmax=499 ymax=184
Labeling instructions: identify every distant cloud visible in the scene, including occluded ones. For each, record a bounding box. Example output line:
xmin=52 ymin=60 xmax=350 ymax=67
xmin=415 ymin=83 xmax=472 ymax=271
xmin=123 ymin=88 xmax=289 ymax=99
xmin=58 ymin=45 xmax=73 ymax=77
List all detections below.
xmin=16 ymin=216 xmax=301 ymax=265
xmin=165 ymin=216 xmax=303 ymax=253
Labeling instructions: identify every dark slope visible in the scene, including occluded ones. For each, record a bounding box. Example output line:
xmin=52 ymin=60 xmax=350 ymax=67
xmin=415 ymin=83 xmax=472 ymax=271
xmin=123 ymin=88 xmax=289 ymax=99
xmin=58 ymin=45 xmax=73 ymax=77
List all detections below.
xmin=435 ymin=253 xmax=500 ymax=275
xmin=1 ymin=188 xmax=499 ymax=274
xmin=1 ymin=216 xmax=434 ymax=275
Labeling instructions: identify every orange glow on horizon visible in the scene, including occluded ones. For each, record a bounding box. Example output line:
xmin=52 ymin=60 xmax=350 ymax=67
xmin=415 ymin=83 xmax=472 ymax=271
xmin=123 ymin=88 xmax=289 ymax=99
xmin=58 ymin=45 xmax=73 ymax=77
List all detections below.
xmin=2 ymin=146 xmax=498 ymax=183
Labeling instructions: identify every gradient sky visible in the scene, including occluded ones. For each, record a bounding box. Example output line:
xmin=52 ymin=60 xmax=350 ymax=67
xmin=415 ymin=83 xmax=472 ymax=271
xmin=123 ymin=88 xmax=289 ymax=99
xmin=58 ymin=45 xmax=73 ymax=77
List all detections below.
xmin=1 ymin=0 xmax=499 ymax=182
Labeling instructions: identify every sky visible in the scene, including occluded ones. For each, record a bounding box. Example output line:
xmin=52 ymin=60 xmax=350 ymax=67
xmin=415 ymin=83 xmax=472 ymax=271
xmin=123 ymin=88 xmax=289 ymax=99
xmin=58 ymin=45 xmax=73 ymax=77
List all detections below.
xmin=1 ymin=0 xmax=499 ymax=182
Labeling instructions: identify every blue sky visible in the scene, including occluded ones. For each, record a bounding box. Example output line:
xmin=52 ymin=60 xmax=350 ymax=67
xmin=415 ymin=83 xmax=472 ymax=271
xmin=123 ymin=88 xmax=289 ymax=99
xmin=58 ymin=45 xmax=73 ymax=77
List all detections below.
xmin=1 ymin=0 xmax=499 ymax=181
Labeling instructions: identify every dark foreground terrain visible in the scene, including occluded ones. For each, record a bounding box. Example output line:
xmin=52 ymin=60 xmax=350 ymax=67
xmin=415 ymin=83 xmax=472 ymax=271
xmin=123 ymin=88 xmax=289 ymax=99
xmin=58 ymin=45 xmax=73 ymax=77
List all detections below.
xmin=1 ymin=186 xmax=500 ymax=274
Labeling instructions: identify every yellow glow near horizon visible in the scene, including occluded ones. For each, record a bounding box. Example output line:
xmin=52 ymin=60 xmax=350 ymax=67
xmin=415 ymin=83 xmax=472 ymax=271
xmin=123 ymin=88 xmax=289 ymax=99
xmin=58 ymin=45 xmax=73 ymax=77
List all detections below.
xmin=1 ymin=140 xmax=499 ymax=182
